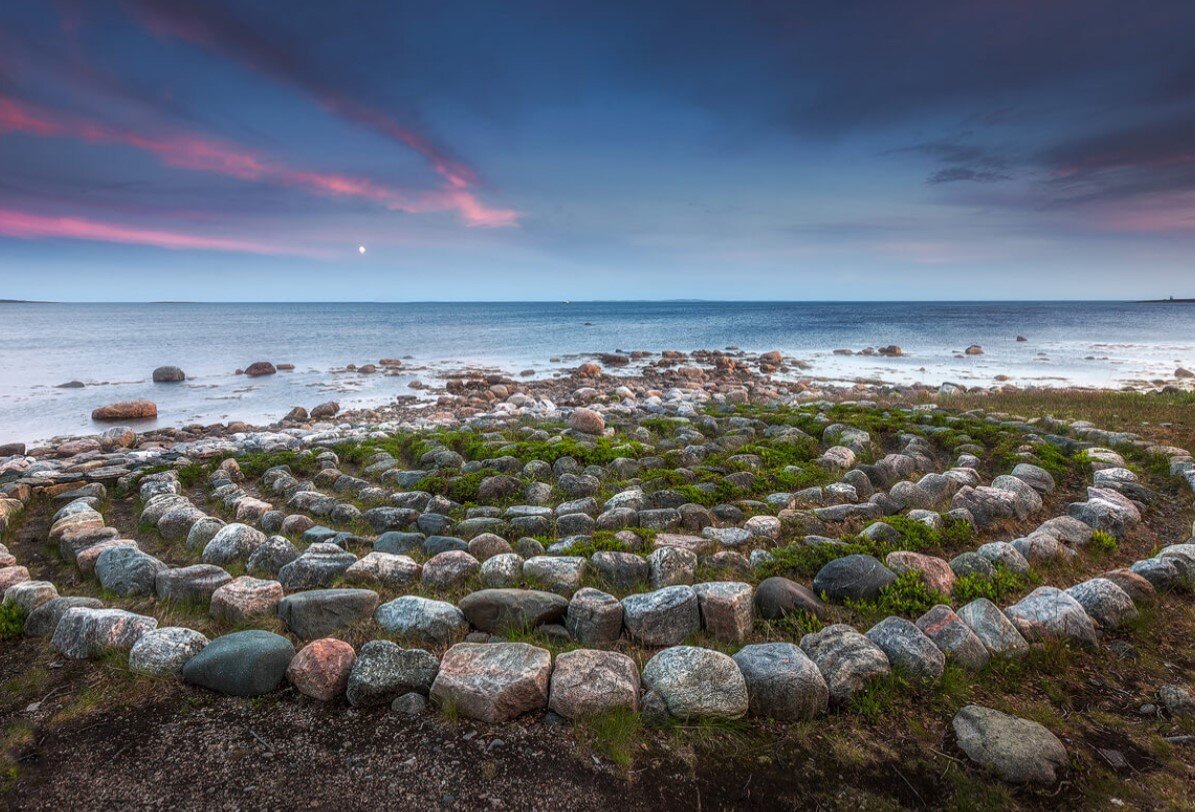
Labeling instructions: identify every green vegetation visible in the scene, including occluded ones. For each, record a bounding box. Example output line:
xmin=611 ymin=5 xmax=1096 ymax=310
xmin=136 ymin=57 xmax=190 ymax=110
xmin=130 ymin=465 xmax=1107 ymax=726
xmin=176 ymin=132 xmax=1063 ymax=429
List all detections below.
xmin=234 ymin=449 xmax=318 ymax=478
xmin=577 ymin=707 xmax=643 ymax=767
xmin=1089 ymin=529 xmax=1119 ymax=553
xmin=951 ymin=564 xmax=1033 ymax=604
xmin=0 ymin=603 xmax=25 ymax=639
xmin=846 ymin=570 xmax=949 ymax=620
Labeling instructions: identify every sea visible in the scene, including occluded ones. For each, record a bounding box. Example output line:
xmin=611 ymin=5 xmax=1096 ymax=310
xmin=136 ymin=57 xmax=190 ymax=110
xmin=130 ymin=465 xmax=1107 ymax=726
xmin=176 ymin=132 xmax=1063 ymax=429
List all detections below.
xmin=2 ymin=300 xmax=1194 ymax=445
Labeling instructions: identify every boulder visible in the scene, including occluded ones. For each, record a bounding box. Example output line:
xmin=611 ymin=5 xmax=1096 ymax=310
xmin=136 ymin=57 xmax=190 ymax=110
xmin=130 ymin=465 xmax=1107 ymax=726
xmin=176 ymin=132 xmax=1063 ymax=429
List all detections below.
xmin=154 ymin=564 xmax=232 ymax=605
xmin=865 ymin=616 xmax=945 ymax=683
xmin=799 ymin=624 xmax=891 ymax=704
xmin=91 ymin=400 xmax=157 ymax=421
xmin=246 ymin=536 xmax=301 ymax=576
xmin=565 ymin=587 xmax=624 ymax=646
xmin=692 ymin=581 xmax=754 ymax=643
xmin=95 ymin=547 xmax=167 ymax=597
xmin=812 ymin=555 xmax=897 ymax=603
xmin=3 ymin=580 xmax=57 ymax=614
xmin=346 ymin=640 xmax=440 ymax=707
xmin=754 ymin=576 xmax=827 ymax=620
xmin=152 ymin=365 xmax=186 ymax=383
xmin=51 ymin=607 xmax=158 ymax=659
xmin=569 ymin=408 xmax=605 ymax=435
xmin=523 ymin=556 xmax=586 ymax=596
xmin=202 ymin=523 xmax=266 ymax=566
xmin=244 ymin=361 xmax=277 ymax=377
xmin=129 ymin=627 xmax=209 ymax=677
xmin=952 ymin=705 xmax=1067 ymax=785
xmin=23 ymin=596 xmax=102 ymax=637
xmin=642 ymin=646 xmax=748 ymax=720
xmin=182 ymin=630 xmax=295 ymax=697
xmin=344 ymin=552 xmax=422 ymax=589
xmin=287 ymin=637 xmax=356 ymax=701
xmin=458 ymin=588 xmax=568 ymax=633
xmin=885 ymin=552 xmax=955 ymax=595
xmin=548 ymin=649 xmax=640 ymax=718
xmin=209 ymin=576 xmax=284 ymax=624
xmin=421 ymin=550 xmax=480 ymax=589
xmin=1004 ymin=587 xmax=1098 ymax=645
xmin=957 ymin=598 xmax=1029 ymax=657
xmin=277 ymin=589 xmax=379 ymax=639
xmin=278 ymin=543 xmax=358 ymax=590
xmin=647 ymin=546 xmax=697 ymax=589
xmin=430 ymin=642 xmax=552 ymax=723
xmin=590 ymin=551 xmax=649 ymax=590
xmin=480 ymin=553 xmax=525 ymax=588
xmin=915 ymin=605 xmax=990 ymax=671
xmin=1064 ymin=578 xmax=1138 ymax=629
xmin=375 ymin=596 xmax=468 ymax=645
xmin=732 ymin=642 xmax=829 ymax=721
xmin=621 ymin=585 xmax=700 ymax=646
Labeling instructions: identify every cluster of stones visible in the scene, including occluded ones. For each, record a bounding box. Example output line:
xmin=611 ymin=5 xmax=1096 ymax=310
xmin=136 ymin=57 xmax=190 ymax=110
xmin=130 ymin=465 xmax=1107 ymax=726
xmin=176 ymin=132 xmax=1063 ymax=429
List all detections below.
xmin=4 ymin=394 xmax=1195 ymax=789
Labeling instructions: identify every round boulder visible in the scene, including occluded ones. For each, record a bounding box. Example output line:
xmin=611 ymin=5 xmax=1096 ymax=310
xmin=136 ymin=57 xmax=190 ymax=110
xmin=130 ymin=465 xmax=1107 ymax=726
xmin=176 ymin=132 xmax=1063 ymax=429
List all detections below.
xmin=642 ymin=646 xmax=748 ymax=720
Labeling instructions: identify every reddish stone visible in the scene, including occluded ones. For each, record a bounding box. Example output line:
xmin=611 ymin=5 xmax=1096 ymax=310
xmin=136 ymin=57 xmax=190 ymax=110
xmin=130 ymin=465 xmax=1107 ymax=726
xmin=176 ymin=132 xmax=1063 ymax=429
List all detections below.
xmin=287 ymin=638 xmax=356 ymax=701
xmin=91 ymin=400 xmax=157 ymax=421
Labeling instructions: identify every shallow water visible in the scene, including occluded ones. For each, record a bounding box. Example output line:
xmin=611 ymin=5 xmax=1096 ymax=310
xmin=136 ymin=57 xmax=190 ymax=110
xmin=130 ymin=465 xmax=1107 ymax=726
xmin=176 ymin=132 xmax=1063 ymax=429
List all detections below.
xmin=2 ymin=300 xmax=1194 ymax=444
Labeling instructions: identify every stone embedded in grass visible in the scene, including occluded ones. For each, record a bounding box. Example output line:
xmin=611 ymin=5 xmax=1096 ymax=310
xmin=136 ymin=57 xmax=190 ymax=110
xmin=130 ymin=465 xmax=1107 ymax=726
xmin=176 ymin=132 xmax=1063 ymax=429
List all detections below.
xmin=812 ymin=554 xmax=897 ymax=603
xmin=246 ymin=536 xmax=301 ymax=577
xmin=590 ymin=550 xmax=648 ymax=590
xmin=1004 ymin=587 xmax=1098 ymax=645
xmin=421 ymin=550 xmax=480 ymax=589
xmin=647 ymin=546 xmax=697 ymax=589
xmin=458 ymin=588 xmax=569 ymax=634
xmin=277 ymin=588 xmax=379 ymax=640
xmin=1011 ymin=534 xmax=1073 ymax=565
xmin=209 ymin=576 xmax=284 ymax=625
xmin=23 ymin=596 xmax=102 ymax=637
xmin=467 ymin=533 xmax=513 ymax=561
xmin=952 ymin=705 xmax=1067 ymax=785
xmin=1157 ymin=544 xmax=1195 ymax=580
xmin=375 ymin=595 xmax=468 ymax=645
xmin=202 ymin=523 xmax=267 ymax=566
xmin=1067 ymin=487 xmax=1141 ymax=536
xmin=523 ymin=556 xmax=586 ymax=596
xmin=287 ymin=638 xmax=357 ymax=701
xmin=1064 ymin=578 xmax=1138 ymax=629
xmin=154 ymin=564 xmax=232 ymax=605
xmin=129 ymin=627 xmax=210 ymax=677
xmin=347 ymin=640 xmax=440 ymax=707
xmin=693 ymin=581 xmax=754 ymax=643
xmin=951 ymin=486 xmax=1020 ymax=527
xmin=621 ymin=585 xmax=700 ymax=647
xmin=480 ymin=553 xmax=524 ymax=588
xmin=182 ymin=629 xmax=294 ymax=697
xmin=753 ymin=576 xmax=827 ymax=621
xmin=732 ymin=642 xmax=828 ymax=721
xmin=278 ymin=543 xmax=358 ymax=591
xmin=885 ymin=551 xmax=955 ymax=595
xmin=799 ymin=623 xmax=891 ymax=704
xmin=568 ymin=407 xmax=605 ymax=435
xmin=975 ymin=541 xmax=1030 ymax=575
xmin=956 ymin=598 xmax=1028 ymax=657
xmin=344 ymin=551 xmax=422 ymax=589
xmin=1011 ymin=463 xmax=1055 ymax=495
xmin=3 ymin=580 xmax=57 ymax=614
xmin=949 ymin=551 xmax=996 ymax=579
xmin=1129 ymin=557 xmax=1182 ymax=590
xmin=185 ymin=516 xmax=225 ymax=551
xmin=642 ymin=646 xmax=748 ymax=721
xmin=915 ymin=604 xmax=989 ymax=672
xmin=865 ymin=616 xmax=945 ymax=683
xmin=565 ymin=587 xmax=624 ymax=646
xmin=51 ymin=607 xmax=158 ymax=659
xmin=157 ymin=504 xmax=208 ymax=542
xmin=430 ymin=642 xmax=552 ymax=723
xmin=95 ymin=546 xmax=167 ymax=597
xmin=548 ymin=649 xmax=640 ymax=719
xmin=1098 ymin=568 xmax=1155 ymax=604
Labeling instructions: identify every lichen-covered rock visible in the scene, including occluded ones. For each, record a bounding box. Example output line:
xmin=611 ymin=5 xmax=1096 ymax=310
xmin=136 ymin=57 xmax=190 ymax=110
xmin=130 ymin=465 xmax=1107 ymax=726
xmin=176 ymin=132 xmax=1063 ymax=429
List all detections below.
xmin=975 ymin=541 xmax=1030 ymax=575
xmin=1130 ymin=557 xmax=1183 ymax=590
xmin=346 ymin=640 xmax=440 ymax=707
xmin=186 ymin=516 xmax=225 ymax=551
xmin=480 ymin=552 xmax=524 ymax=588
xmin=421 ymin=550 xmax=480 ymax=589
xmin=621 ymin=585 xmax=700 ymax=646
xmin=154 ymin=564 xmax=232 ymax=605
xmin=523 ymin=556 xmax=586 ymax=596
xmin=590 ymin=550 xmax=649 ymax=590
xmin=915 ymin=604 xmax=989 ymax=671
xmin=52 ymin=607 xmax=158 ymax=659
xmin=799 ymin=623 xmax=891 ymax=704
xmin=1005 ymin=587 xmax=1098 ymax=644
xmin=375 ymin=595 xmax=467 ymax=645
xmin=642 ymin=646 xmax=748 ymax=720
xmin=278 ymin=543 xmax=358 ymax=591
xmin=952 ymin=705 xmax=1067 ymax=785
xmin=647 ymin=546 xmax=697 ymax=589
xmin=732 ymin=642 xmax=828 ymax=721
xmin=202 ymin=523 xmax=266 ymax=566
xmin=95 ymin=547 xmax=167 ymax=597
xmin=548 ymin=649 xmax=640 ymax=719
xmin=246 ymin=536 xmax=300 ymax=577
xmin=865 ymin=616 xmax=944 ymax=683
xmin=430 ymin=642 xmax=552 ymax=722
xmin=22 ymin=596 xmax=102 ymax=637
xmin=287 ymin=637 xmax=356 ymax=701
xmin=129 ymin=627 xmax=209 ymax=677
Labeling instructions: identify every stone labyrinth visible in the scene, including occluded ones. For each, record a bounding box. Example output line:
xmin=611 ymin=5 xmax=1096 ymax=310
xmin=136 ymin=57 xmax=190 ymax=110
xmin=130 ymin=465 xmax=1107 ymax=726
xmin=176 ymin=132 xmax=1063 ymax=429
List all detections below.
xmin=3 ymin=401 xmax=1194 ymax=785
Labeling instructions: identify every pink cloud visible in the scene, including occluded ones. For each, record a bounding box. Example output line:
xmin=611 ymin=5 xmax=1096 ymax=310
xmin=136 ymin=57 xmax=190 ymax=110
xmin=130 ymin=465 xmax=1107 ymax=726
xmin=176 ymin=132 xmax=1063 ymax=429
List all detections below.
xmin=0 ymin=94 xmax=517 ymax=226
xmin=0 ymin=208 xmax=316 ymax=255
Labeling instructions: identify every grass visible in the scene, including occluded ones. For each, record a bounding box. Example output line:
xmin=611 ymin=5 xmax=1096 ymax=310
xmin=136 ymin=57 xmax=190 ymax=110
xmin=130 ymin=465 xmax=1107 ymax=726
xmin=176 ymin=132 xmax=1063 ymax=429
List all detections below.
xmin=576 ymin=707 xmax=643 ymax=767
xmin=951 ymin=564 xmax=1033 ymax=604
xmin=1089 ymin=529 xmax=1119 ymax=553
xmin=845 ymin=570 xmax=949 ymax=621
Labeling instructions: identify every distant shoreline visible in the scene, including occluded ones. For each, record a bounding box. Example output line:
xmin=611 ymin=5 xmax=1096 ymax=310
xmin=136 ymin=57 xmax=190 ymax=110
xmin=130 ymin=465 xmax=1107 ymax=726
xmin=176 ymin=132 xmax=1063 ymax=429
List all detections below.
xmin=1134 ymin=298 xmax=1195 ymax=304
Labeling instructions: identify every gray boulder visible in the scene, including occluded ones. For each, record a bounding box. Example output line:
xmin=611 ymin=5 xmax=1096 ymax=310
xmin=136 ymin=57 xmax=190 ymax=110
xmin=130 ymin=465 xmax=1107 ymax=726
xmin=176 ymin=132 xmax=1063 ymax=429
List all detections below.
xmin=732 ymin=642 xmax=828 ymax=720
xmin=181 ymin=630 xmax=295 ymax=697
xmin=865 ymin=616 xmax=945 ymax=683
xmin=129 ymin=627 xmax=209 ymax=676
xmin=754 ymin=576 xmax=827 ymax=620
xmin=952 ymin=705 xmax=1067 ymax=785
xmin=915 ymin=605 xmax=990 ymax=671
xmin=246 ymin=536 xmax=301 ymax=577
xmin=1064 ymin=578 xmax=1138 ymax=629
xmin=202 ymin=523 xmax=266 ymax=565
xmin=278 ymin=543 xmax=358 ymax=590
xmin=812 ymin=555 xmax=896 ymax=603
xmin=642 ymin=646 xmax=748 ymax=720
xmin=346 ymin=640 xmax=440 ymax=707
xmin=621 ymin=585 xmax=700 ymax=646
xmin=957 ymin=598 xmax=1029 ymax=657
xmin=95 ymin=547 xmax=167 ymax=597
xmin=23 ymin=596 xmax=102 ymax=637
xmin=458 ymin=588 xmax=568 ymax=633
xmin=375 ymin=595 xmax=468 ymax=645
xmin=799 ymin=623 xmax=891 ymax=704
xmin=277 ymin=588 xmax=379 ymax=639
xmin=154 ymin=564 xmax=232 ymax=605
xmin=51 ymin=607 xmax=158 ymax=659
xmin=565 ymin=587 xmax=624 ymax=646
xmin=1004 ymin=587 xmax=1098 ymax=645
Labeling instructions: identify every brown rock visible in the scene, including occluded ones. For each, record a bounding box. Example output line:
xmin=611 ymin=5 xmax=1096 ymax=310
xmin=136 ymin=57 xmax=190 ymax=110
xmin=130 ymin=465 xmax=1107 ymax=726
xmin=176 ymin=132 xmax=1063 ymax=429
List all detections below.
xmin=569 ymin=407 xmax=605 ymax=435
xmin=886 ymin=551 xmax=956 ymax=595
xmin=91 ymin=400 xmax=157 ymax=421
xmin=287 ymin=638 xmax=356 ymax=701
xmin=244 ymin=361 xmax=277 ymax=377
xmin=0 ymin=565 xmax=30 ymax=591
xmin=430 ymin=642 xmax=551 ymax=723
xmin=310 ymin=401 xmax=340 ymax=419
xmin=210 ymin=576 xmax=284 ymax=624
xmin=576 ymin=362 xmax=602 ymax=377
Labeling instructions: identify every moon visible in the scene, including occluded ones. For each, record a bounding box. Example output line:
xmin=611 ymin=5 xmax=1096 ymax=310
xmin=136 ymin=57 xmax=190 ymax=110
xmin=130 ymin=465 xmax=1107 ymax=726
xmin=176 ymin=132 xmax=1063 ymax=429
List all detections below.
xmin=358 ymin=245 xmax=366 ymax=254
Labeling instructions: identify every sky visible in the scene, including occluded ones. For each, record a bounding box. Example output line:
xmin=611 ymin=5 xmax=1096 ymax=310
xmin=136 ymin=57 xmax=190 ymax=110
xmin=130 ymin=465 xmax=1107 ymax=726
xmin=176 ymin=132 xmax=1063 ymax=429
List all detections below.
xmin=1 ymin=0 xmax=1194 ymax=301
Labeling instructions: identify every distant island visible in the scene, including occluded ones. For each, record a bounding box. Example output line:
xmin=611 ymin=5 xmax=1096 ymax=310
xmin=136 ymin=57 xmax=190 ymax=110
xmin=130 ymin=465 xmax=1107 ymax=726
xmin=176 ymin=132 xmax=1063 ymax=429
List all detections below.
xmin=1135 ymin=297 xmax=1195 ymax=303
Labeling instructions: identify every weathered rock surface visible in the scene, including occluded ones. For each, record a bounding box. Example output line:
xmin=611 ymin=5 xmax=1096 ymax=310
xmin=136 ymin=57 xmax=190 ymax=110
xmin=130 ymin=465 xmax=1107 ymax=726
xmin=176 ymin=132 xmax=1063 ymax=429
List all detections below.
xmin=642 ymin=646 xmax=748 ymax=720
xmin=732 ymin=642 xmax=828 ymax=721
xmin=347 ymin=640 xmax=440 ymax=707
xmin=182 ymin=630 xmax=295 ymax=697
xmin=129 ymin=627 xmax=209 ymax=677
xmin=548 ymin=649 xmax=640 ymax=719
xmin=952 ymin=705 xmax=1068 ymax=785
xmin=287 ymin=637 xmax=356 ymax=701
xmin=430 ymin=642 xmax=552 ymax=723
xmin=799 ymin=624 xmax=891 ymax=704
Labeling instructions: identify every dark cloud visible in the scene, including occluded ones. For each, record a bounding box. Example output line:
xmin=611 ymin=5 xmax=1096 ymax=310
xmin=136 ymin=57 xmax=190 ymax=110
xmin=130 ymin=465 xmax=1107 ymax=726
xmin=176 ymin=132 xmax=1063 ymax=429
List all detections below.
xmin=927 ymin=167 xmax=1011 ymax=185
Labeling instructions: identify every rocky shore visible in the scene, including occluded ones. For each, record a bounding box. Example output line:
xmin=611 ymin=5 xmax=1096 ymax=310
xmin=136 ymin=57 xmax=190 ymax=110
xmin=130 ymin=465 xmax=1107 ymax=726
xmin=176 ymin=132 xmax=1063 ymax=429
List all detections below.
xmin=2 ymin=348 xmax=1194 ymax=809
